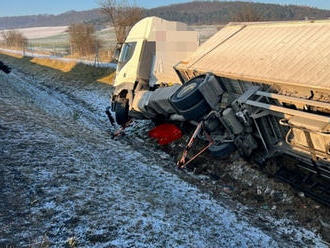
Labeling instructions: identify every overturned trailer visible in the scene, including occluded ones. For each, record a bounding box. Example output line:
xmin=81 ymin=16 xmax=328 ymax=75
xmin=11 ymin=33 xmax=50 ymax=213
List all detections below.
xmin=172 ymin=20 xmax=330 ymax=178
xmin=110 ymin=18 xmax=330 ymax=202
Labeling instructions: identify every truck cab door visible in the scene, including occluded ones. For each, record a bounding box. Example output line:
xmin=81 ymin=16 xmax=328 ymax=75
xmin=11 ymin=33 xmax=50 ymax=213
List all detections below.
xmin=137 ymin=40 xmax=156 ymax=84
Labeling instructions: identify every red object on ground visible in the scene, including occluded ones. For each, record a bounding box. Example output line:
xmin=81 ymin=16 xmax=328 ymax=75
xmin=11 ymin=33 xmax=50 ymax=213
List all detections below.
xmin=148 ymin=123 xmax=182 ymax=145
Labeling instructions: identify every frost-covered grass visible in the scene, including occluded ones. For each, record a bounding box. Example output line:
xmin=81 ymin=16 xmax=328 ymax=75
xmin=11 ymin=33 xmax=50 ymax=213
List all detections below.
xmin=0 ymin=72 xmax=274 ymax=247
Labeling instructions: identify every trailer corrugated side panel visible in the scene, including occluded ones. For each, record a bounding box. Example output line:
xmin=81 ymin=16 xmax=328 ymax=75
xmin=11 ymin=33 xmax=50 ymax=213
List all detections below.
xmin=176 ymin=20 xmax=330 ymax=93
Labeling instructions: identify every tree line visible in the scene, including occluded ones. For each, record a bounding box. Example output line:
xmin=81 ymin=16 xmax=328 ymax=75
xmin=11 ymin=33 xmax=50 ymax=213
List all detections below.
xmin=1 ymin=30 xmax=27 ymax=49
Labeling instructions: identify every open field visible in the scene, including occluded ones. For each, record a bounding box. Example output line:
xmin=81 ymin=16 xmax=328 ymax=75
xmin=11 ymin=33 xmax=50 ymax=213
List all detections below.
xmin=0 ymin=26 xmax=68 ymax=40
xmin=27 ymin=27 xmax=117 ymax=55
xmin=1 ymin=25 xmax=218 ymax=58
xmin=27 ymin=32 xmax=70 ymax=54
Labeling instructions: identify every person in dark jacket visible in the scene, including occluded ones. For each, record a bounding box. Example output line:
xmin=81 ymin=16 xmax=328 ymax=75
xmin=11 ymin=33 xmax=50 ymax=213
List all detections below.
xmin=0 ymin=61 xmax=11 ymax=74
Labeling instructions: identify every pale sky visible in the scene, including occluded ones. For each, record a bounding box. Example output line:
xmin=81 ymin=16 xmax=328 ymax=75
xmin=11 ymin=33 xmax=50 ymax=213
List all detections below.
xmin=1 ymin=0 xmax=329 ymax=17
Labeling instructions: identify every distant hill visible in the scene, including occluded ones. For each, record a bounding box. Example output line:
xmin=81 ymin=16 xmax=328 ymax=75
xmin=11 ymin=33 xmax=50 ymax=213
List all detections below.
xmin=1 ymin=1 xmax=330 ymax=30
xmin=145 ymin=1 xmax=330 ymax=24
xmin=0 ymin=9 xmax=102 ymax=30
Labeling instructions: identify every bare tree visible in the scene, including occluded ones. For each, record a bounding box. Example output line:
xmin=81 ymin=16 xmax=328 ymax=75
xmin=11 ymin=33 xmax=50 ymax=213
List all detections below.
xmin=100 ymin=0 xmax=143 ymax=44
xmin=232 ymin=5 xmax=262 ymax=22
xmin=68 ymin=23 xmax=100 ymax=57
xmin=1 ymin=30 xmax=27 ymax=50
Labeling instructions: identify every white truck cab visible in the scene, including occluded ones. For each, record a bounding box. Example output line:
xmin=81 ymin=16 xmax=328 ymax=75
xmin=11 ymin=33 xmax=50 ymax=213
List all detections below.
xmin=111 ymin=17 xmax=199 ymax=124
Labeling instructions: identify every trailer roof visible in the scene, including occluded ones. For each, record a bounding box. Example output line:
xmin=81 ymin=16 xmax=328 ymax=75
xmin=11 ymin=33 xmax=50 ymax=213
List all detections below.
xmin=176 ymin=20 xmax=330 ymax=93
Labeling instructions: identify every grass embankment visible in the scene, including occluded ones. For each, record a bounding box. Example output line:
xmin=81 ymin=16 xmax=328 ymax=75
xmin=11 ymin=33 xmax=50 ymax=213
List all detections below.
xmin=64 ymin=50 xmax=113 ymax=63
xmin=0 ymin=50 xmax=24 ymax=58
xmin=31 ymin=58 xmax=76 ymax=72
xmin=0 ymin=51 xmax=115 ymax=85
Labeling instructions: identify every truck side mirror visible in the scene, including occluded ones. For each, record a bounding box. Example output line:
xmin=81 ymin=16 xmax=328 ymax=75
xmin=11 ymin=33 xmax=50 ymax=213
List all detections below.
xmin=113 ymin=48 xmax=120 ymax=62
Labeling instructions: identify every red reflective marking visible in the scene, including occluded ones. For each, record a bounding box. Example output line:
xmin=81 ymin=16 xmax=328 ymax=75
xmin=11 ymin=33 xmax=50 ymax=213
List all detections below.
xmin=148 ymin=123 xmax=182 ymax=145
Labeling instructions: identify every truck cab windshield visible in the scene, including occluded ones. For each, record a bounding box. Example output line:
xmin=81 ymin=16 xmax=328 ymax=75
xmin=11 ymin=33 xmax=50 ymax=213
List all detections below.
xmin=117 ymin=42 xmax=137 ymax=72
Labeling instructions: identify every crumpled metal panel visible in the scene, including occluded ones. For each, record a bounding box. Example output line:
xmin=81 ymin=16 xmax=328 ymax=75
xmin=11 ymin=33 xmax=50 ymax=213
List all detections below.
xmin=198 ymin=74 xmax=224 ymax=110
xmin=148 ymin=85 xmax=181 ymax=115
xmin=131 ymin=91 xmax=157 ymax=118
xmin=131 ymin=85 xmax=181 ymax=118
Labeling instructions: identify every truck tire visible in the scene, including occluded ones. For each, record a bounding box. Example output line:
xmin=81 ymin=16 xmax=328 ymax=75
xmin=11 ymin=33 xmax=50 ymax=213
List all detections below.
xmin=113 ymin=99 xmax=129 ymax=126
xmin=179 ymin=99 xmax=211 ymax=121
xmin=208 ymin=142 xmax=236 ymax=159
xmin=170 ymin=76 xmax=205 ymax=111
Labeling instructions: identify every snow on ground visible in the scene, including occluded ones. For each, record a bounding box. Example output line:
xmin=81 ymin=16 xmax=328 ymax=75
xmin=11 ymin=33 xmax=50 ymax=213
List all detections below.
xmin=0 ymin=65 xmax=327 ymax=247
xmin=0 ymin=26 xmax=68 ymax=40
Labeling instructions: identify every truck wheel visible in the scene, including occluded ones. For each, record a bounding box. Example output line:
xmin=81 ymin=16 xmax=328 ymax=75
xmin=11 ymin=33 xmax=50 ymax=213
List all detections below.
xmin=170 ymin=76 xmax=205 ymax=111
xmin=179 ymin=99 xmax=211 ymax=121
xmin=113 ymin=99 xmax=129 ymax=126
xmin=208 ymin=142 xmax=236 ymax=159
xmin=234 ymin=136 xmax=254 ymax=158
